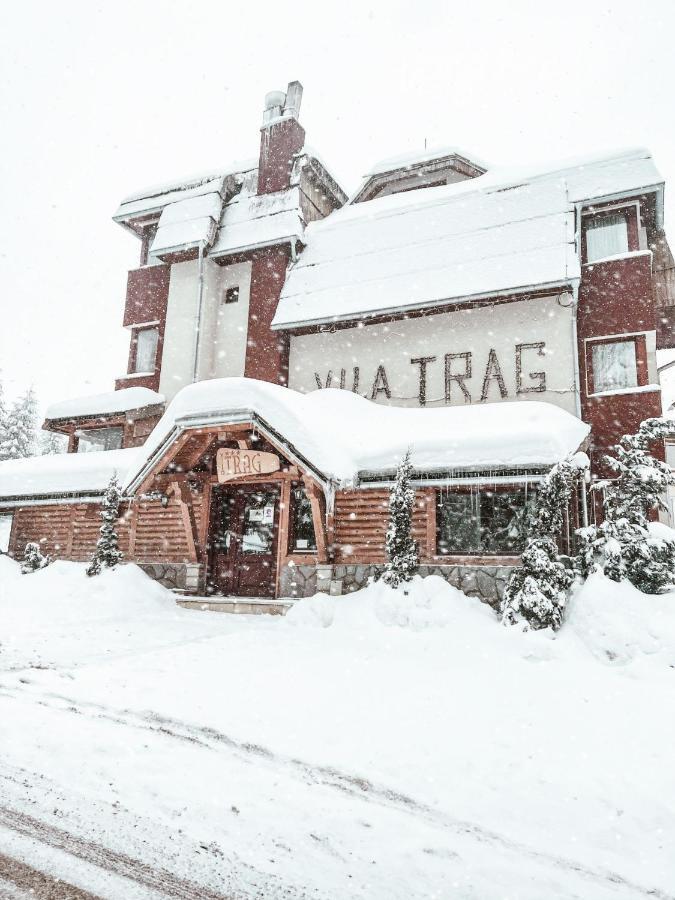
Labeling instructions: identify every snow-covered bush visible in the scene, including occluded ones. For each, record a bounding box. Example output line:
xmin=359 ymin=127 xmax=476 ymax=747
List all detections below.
xmin=501 ymin=454 xmax=587 ymax=630
xmin=381 ymin=449 xmax=419 ymax=588
xmin=21 ymin=541 xmax=51 ymax=574
xmin=577 ymin=417 xmax=675 ymax=594
xmin=86 ymin=475 xmax=123 ymax=577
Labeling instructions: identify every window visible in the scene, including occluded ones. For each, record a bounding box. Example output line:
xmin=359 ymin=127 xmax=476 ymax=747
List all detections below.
xmin=587 ymin=336 xmax=647 ymax=394
xmin=584 ymin=212 xmax=629 ymax=263
xmin=76 ymin=427 xmax=124 ymax=453
xmin=436 ymin=488 xmax=534 ymax=555
xmin=224 ymin=286 xmax=239 ymax=304
xmin=134 ymin=327 xmax=159 ymax=374
xmin=291 ymin=487 xmax=317 ymax=551
xmin=0 ymin=513 xmax=13 ymax=553
xmin=141 ymin=224 xmax=159 ymax=266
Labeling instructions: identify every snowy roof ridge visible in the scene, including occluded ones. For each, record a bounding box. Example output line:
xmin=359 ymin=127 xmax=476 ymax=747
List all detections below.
xmin=119 ymin=159 xmax=257 ymax=207
xmin=364 ymin=145 xmax=489 ymax=177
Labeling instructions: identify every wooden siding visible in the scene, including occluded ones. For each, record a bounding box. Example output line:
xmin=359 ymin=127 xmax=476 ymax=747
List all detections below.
xmin=332 ymin=488 xmax=433 ymax=564
xmin=9 ymin=503 xmax=131 ymax=561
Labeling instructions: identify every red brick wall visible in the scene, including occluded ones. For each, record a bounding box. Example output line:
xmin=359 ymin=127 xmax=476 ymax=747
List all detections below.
xmin=257 ymin=118 xmax=305 ymax=195
xmin=577 ymin=253 xmax=661 ymax=475
xmin=116 ymin=265 xmax=171 ymax=393
xmin=244 ymin=248 xmax=290 ymax=384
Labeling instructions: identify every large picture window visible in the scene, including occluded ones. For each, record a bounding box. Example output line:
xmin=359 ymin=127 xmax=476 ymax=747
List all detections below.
xmin=76 ymin=427 xmax=124 ymax=453
xmin=436 ymin=488 xmax=534 ymax=555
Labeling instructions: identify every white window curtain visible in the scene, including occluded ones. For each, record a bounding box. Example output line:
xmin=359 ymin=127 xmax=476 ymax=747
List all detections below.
xmin=585 ymin=214 xmax=629 ymax=263
xmin=135 ymin=327 xmax=159 ymax=373
xmin=591 ymin=340 xmax=638 ymax=393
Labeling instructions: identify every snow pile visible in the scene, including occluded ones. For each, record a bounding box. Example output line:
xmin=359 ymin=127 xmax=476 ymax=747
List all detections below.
xmin=568 ymin=571 xmax=675 ymax=666
xmin=1 ymin=560 xmax=675 ymax=895
xmin=125 ymin=377 xmax=590 ymax=491
xmin=0 ymin=447 xmax=140 ymax=501
xmin=288 ymin=574 xmax=487 ymax=631
xmin=150 ymin=191 xmax=223 ymax=256
xmin=45 ymin=387 xmax=164 ymax=421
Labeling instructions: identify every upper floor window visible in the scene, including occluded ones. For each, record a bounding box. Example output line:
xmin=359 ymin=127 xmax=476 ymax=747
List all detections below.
xmin=76 ymin=427 xmax=124 ymax=453
xmin=582 ymin=205 xmax=642 ymax=264
xmin=223 ymin=286 xmax=240 ymax=304
xmin=586 ymin=335 xmax=648 ymax=395
xmin=134 ymin=327 xmax=159 ymax=374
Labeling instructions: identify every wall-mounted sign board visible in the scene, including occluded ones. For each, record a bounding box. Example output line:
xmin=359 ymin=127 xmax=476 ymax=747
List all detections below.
xmin=216 ymin=448 xmax=280 ymax=483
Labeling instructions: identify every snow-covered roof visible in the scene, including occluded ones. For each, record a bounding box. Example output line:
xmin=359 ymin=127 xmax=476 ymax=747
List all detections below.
xmin=273 ymin=147 xmax=663 ymax=329
xmin=125 ymin=378 xmax=590 ymax=493
xmin=364 ymin=145 xmax=489 ymax=178
xmin=209 ymin=186 xmax=304 ymax=258
xmin=115 ymin=152 xmax=346 ymax=259
xmin=45 ymin=388 xmax=165 ymax=422
xmin=0 ymin=449 xmax=140 ymax=504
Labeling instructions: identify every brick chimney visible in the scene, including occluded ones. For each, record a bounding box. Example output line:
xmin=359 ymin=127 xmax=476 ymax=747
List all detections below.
xmin=257 ymin=81 xmax=305 ymax=195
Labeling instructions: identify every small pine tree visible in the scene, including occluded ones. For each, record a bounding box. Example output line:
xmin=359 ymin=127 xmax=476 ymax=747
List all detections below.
xmin=0 ymin=388 xmax=38 ymax=461
xmin=381 ymin=449 xmax=419 ymax=588
xmin=577 ymin=417 xmax=675 ymax=593
xmin=21 ymin=541 xmax=51 ymax=574
xmin=86 ymin=475 xmax=123 ymax=577
xmin=501 ymin=454 xmax=587 ymax=630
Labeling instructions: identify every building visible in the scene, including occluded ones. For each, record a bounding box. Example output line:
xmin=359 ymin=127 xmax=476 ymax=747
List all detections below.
xmin=1 ymin=81 xmax=673 ymax=610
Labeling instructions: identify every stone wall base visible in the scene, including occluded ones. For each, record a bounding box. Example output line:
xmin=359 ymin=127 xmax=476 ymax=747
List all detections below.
xmin=138 ymin=562 xmax=203 ymax=593
xmin=280 ymin=562 xmax=514 ymax=610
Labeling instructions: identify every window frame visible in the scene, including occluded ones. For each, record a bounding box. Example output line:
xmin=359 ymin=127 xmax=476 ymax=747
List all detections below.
xmin=132 ymin=325 xmax=160 ymax=375
xmin=75 ymin=426 xmax=125 ymax=453
xmin=0 ymin=512 xmax=14 ymax=554
xmin=584 ymin=333 xmax=649 ymax=396
xmin=288 ymin=484 xmax=318 ymax=553
xmin=581 ymin=203 xmax=640 ymax=265
xmin=435 ymin=485 xmax=536 ymax=557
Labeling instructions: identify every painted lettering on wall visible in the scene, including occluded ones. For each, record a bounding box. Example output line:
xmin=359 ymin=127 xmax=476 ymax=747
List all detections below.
xmin=313 ymin=343 xmax=548 ymax=406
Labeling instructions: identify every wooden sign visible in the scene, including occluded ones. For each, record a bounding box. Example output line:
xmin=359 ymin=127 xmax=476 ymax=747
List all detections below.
xmin=216 ymin=448 xmax=280 ymax=483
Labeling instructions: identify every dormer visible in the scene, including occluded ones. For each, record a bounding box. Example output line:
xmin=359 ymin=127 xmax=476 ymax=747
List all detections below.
xmin=352 ymin=146 xmax=487 ymax=203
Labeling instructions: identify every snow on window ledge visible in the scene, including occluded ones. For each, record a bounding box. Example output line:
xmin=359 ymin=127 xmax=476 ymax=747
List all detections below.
xmin=121 ymin=372 xmax=155 ymax=379
xmin=583 ymin=249 xmax=652 ymax=268
xmin=589 ymin=383 xmax=660 ymax=399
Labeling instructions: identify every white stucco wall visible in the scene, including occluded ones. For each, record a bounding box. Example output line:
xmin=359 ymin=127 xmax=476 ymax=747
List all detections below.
xmin=159 ymin=259 xmax=251 ymax=400
xmin=288 ymin=295 xmax=579 ymax=414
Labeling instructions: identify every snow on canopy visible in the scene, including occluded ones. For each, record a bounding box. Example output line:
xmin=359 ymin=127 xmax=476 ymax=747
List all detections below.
xmin=125 ymin=378 xmax=590 ymax=493
xmin=0 ymin=448 xmax=140 ymax=502
xmin=273 ymin=147 xmax=663 ymax=329
xmin=45 ymin=388 xmax=165 ymax=421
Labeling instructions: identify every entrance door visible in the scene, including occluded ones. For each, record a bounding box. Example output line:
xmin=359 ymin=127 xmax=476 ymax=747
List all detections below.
xmin=208 ymin=485 xmax=280 ymax=597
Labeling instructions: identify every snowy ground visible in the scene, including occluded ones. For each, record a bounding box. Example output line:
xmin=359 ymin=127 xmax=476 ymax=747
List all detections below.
xmin=0 ymin=558 xmax=674 ymax=899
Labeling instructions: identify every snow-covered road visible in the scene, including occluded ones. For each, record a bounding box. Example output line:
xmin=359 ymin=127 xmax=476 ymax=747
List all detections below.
xmin=1 ymin=559 xmax=674 ymax=898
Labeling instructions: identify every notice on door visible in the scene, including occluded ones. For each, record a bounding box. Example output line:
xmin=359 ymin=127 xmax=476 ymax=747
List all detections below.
xmin=217 ymin=448 xmax=280 ymax=483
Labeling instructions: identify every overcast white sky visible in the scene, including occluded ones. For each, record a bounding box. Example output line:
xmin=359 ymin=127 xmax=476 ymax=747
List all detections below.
xmin=1 ymin=0 xmax=674 ymax=415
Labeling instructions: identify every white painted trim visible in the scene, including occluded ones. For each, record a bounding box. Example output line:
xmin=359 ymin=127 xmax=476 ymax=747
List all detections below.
xmin=358 ymin=474 xmax=546 ymax=489
xmin=583 ymin=329 xmax=652 ymax=344
xmin=120 ymin=371 xmax=155 ymax=379
xmin=587 ymin=383 xmax=660 ymax=399
xmin=582 ymin=249 xmax=652 ymax=268
xmin=125 ymin=320 xmax=160 ymax=330
xmin=0 ymin=495 xmax=105 ymax=509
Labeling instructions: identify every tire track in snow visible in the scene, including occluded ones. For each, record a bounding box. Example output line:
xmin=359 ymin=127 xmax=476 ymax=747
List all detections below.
xmin=0 ymin=805 xmax=232 ymax=900
xmin=1 ymin=680 xmax=672 ymax=900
